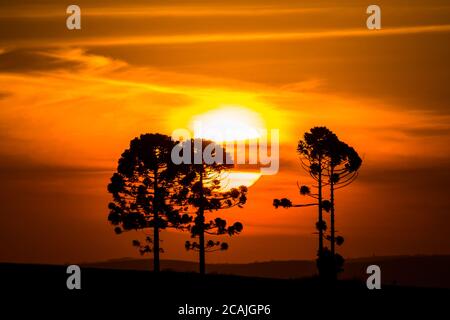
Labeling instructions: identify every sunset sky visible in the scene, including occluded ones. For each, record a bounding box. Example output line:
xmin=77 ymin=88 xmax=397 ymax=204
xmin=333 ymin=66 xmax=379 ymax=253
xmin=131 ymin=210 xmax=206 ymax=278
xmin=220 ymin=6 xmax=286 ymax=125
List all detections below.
xmin=0 ymin=0 xmax=449 ymax=264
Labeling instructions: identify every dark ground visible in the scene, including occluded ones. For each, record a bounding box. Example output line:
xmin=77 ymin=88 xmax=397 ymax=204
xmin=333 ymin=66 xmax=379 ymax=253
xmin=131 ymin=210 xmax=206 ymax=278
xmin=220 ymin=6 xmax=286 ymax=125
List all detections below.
xmin=1 ymin=262 xmax=449 ymax=318
xmin=83 ymin=255 xmax=450 ymax=288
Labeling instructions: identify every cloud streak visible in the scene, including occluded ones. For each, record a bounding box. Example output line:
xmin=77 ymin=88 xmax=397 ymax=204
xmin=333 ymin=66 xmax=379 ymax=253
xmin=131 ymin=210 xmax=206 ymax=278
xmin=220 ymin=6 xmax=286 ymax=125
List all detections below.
xmin=0 ymin=5 xmax=331 ymax=19
xmin=6 ymin=24 xmax=450 ymax=49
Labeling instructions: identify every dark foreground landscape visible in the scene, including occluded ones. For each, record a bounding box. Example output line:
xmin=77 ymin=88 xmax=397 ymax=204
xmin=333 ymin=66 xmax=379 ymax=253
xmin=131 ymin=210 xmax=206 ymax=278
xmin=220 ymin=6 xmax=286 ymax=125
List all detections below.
xmin=1 ymin=257 xmax=449 ymax=318
xmin=83 ymin=255 xmax=450 ymax=288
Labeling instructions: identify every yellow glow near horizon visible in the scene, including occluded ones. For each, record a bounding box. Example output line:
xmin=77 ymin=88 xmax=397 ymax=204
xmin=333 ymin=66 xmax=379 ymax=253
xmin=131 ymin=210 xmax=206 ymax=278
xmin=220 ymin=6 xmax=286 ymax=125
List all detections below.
xmin=219 ymin=172 xmax=262 ymax=191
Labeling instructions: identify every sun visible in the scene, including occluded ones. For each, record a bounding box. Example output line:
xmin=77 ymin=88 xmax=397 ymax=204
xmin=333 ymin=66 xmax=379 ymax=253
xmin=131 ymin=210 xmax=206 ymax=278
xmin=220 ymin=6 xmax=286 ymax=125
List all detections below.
xmin=189 ymin=105 xmax=265 ymax=190
xmin=190 ymin=105 xmax=264 ymax=142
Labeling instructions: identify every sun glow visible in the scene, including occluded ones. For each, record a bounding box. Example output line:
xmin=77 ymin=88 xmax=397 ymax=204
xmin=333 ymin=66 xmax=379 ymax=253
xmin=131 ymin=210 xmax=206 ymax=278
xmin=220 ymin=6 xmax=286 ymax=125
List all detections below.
xmin=219 ymin=171 xmax=262 ymax=190
xmin=189 ymin=106 xmax=265 ymax=190
xmin=190 ymin=105 xmax=265 ymax=142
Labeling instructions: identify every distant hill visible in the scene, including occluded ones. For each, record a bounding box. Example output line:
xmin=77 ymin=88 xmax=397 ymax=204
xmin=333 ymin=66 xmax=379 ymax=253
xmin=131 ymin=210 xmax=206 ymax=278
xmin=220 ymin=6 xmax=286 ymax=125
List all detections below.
xmin=82 ymin=255 xmax=450 ymax=288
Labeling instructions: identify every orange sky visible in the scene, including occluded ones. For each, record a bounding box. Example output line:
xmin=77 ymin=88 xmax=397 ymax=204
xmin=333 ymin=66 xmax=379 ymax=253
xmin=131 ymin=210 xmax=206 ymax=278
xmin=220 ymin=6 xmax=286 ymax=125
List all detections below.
xmin=0 ymin=0 xmax=449 ymax=264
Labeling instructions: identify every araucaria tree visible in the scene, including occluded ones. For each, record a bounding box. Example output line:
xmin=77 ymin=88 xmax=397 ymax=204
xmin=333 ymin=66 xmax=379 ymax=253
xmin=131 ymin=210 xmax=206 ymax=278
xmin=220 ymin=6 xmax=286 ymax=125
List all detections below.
xmin=323 ymin=140 xmax=362 ymax=258
xmin=296 ymin=127 xmax=338 ymax=260
xmin=301 ymin=136 xmax=362 ymax=279
xmin=107 ymin=133 xmax=191 ymax=272
xmin=176 ymin=139 xmax=247 ymax=275
xmin=273 ymin=127 xmax=362 ymax=281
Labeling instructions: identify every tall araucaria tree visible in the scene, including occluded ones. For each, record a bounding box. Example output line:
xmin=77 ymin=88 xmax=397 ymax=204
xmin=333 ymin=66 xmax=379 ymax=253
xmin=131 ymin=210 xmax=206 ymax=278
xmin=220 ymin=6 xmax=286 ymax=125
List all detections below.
xmin=296 ymin=127 xmax=339 ymax=260
xmin=107 ymin=133 xmax=191 ymax=272
xmin=299 ymin=138 xmax=362 ymax=280
xmin=273 ymin=127 xmax=362 ymax=280
xmin=173 ymin=139 xmax=247 ymax=275
xmin=273 ymin=127 xmax=338 ymax=278
xmin=322 ymin=138 xmax=362 ymax=277
xmin=273 ymin=127 xmax=337 ymax=257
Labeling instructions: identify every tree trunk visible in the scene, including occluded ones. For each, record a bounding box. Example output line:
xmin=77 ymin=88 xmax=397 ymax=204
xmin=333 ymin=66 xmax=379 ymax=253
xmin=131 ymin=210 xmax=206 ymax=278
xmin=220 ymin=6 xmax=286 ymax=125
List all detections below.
xmin=330 ymin=167 xmax=337 ymax=281
xmin=199 ymin=212 xmax=205 ymax=275
xmin=199 ymin=165 xmax=206 ymax=275
xmin=153 ymin=169 xmax=160 ymax=273
xmin=330 ymin=173 xmax=335 ymax=257
xmin=153 ymin=212 xmax=160 ymax=273
xmin=318 ymin=159 xmax=323 ymax=257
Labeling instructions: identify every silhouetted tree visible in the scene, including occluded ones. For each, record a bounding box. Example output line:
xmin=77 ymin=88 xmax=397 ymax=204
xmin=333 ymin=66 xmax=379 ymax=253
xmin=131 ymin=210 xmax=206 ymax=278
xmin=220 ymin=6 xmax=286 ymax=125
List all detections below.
xmin=297 ymin=127 xmax=339 ymax=261
xmin=273 ymin=127 xmax=361 ymax=280
xmin=175 ymin=139 xmax=247 ymax=275
xmin=107 ymin=133 xmax=191 ymax=272
xmin=321 ymin=138 xmax=362 ymax=279
xmin=274 ymin=128 xmax=337 ymax=267
xmin=323 ymin=140 xmax=361 ymax=254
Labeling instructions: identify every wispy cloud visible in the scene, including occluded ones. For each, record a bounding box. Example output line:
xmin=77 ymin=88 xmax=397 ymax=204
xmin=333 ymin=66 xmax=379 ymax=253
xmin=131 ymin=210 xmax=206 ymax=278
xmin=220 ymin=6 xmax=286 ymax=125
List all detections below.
xmin=0 ymin=5 xmax=330 ymax=18
xmin=1 ymin=48 xmax=448 ymax=170
xmin=7 ymin=24 xmax=450 ymax=49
